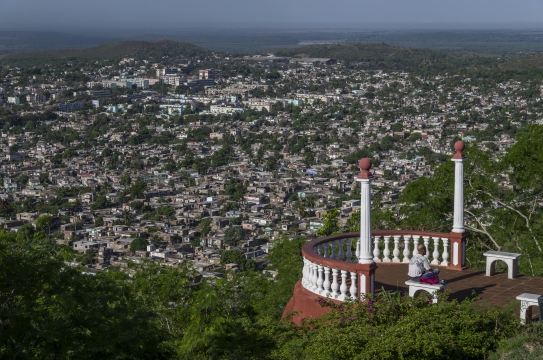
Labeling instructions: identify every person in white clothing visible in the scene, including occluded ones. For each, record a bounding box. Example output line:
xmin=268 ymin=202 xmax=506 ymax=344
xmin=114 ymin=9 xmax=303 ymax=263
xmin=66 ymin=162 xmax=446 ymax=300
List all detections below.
xmin=408 ymin=244 xmax=440 ymax=282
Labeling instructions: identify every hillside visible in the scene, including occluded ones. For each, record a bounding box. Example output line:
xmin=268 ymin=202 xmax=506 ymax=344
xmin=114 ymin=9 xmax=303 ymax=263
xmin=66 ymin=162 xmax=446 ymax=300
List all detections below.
xmin=275 ymin=43 xmax=498 ymax=72
xmin=0 ymin=40 xmax=213 ymax=67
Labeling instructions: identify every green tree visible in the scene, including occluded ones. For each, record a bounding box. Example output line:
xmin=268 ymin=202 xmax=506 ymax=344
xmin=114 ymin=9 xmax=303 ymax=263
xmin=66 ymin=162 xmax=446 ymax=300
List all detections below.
xmin=316 ymin=208 xmax=340 ymax=236
xmin=120 ymin=172 xmax=131 ymax=186
xmin=130 ymin=178 xmax=147 ymax=199
xmin=220 ymin=249 xmax=255 ymax=272
xmin=36 ymin=215 xmax=53 ymax=235
xmin=223 ymin=226 xmax=246 ymax=246
xmin=94 ymin=216 xmax=104 ymax=227
xmin=130 ymin=238 xmax=149 ymax=253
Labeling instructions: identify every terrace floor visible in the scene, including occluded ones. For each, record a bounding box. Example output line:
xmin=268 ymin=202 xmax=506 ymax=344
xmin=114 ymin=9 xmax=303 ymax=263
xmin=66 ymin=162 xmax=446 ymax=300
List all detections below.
xmin=375 ymin=263 xmax=543 ymax=320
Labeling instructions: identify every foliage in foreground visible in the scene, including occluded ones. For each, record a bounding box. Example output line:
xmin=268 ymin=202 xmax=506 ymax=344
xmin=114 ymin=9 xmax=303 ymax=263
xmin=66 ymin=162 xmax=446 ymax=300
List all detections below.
xmin=0 ymin=230 xmax=537 ymax=359
xmin=274 ymin=293 xmax=521 ymax=360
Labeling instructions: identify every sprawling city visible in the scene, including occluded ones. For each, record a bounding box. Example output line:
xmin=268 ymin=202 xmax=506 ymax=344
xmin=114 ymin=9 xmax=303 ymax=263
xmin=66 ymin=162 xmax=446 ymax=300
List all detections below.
xmin=2 ymin=2 xmax=543 ymax=359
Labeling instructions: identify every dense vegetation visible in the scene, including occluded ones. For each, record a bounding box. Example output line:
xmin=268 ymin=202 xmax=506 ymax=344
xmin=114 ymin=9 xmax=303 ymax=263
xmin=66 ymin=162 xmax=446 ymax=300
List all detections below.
xmin=0 ymin=40 xmax=212 ymax=68
xmin=275 ymin=43 xmax=497 ymax=72
xmin=0 ymin=230 xmax=538 ymax=359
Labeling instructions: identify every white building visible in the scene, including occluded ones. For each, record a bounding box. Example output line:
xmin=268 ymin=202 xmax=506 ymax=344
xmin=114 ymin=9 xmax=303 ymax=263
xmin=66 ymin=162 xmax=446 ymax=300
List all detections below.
xmin=7 ymin=97 xmax=20 ymax=105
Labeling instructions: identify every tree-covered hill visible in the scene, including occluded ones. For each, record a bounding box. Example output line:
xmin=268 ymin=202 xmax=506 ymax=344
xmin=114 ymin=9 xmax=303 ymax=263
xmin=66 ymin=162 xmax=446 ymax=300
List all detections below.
xmin=0 ymin=40 xmax=213 ymax=67
xmin=275 ymin=43 xmax=498 ymax=72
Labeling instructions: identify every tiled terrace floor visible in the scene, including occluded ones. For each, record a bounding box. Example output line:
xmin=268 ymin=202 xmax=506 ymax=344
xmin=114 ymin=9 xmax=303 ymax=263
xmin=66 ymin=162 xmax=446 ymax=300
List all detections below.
xmin=375 ymin=263 xmax=543 ymax=319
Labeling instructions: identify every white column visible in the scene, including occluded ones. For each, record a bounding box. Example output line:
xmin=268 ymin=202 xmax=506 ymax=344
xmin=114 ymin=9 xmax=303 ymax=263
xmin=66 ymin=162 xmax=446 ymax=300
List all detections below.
xmin=452 ymin=158 xmax=466 ymax=233
xmin=358 ymin=176 xmax=374 ymax=264
xmin=330 ymin=240 xmax=337 ymax=260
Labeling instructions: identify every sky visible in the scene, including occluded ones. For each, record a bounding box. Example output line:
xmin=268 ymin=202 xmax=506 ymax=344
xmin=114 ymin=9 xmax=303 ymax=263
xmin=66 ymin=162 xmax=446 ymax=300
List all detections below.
xmin=1 ymin=0 xmax=543 ymax=30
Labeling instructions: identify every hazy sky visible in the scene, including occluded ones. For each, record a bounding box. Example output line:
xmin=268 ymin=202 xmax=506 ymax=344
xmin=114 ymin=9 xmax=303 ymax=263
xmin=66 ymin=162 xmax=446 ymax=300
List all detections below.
xmin=1 ymin=0 xmax=543 ymax=30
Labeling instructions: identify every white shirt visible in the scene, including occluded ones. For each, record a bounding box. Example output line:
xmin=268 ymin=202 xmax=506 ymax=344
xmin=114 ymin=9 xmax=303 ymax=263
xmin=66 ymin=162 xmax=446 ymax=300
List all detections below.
xmin=408 ymin=254 xmax=431 ymax=277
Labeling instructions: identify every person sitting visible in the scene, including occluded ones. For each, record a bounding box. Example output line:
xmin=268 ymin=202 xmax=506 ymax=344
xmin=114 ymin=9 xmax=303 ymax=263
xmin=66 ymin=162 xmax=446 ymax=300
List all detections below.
xmin=408 ymin=244 xmax=440 ymax=282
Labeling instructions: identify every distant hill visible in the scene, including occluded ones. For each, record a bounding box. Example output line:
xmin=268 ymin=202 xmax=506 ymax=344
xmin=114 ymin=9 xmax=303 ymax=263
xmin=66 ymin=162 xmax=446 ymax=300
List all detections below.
xmin=0 ymin=40 xmax=213 ymax=67
xmin=275 ymin=43 xmax=498 ymax=72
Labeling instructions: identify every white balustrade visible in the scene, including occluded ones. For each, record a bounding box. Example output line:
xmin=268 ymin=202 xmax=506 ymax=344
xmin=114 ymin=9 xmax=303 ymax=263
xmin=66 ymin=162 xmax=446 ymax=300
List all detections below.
xmin=331 ymin=268 xmax=339 ymax=297
xmin=373 ymin=236 xmax=381 ymax=262
xmin=323 ymin=267 xmax=331 ymax=295
xmin=339 ymin=270 xmax=348 ymax=301
xmin=302 ymin=258 xmax=308 ymax=286
xmin=311 ymin=263 xmax=318 ymax=291
xmin=383 ymin=236 xmax=391 ymax=262
xmin=350 ymin=272 xmax=358 ymax=299
xmin=423 ymin=236 xmax=430 ymax=258
xmin=441 ymin=238 xmax=450 ymax=266
xmin=403 ymin=235 xmax=411 ymax=263
xmin=393 ymin=236 xmax=401 ymax=262
xmin=431 ymin=237 xmax=440 ymax=265
xmin=346 ymin=238 xmax=353 ymax=262
xmin=317 ymin=265 xmax=324 ymax=293
xmin=412 ymin=235 xmax=419 ymax=256
xmin=337 ymin=239 xmax=344 ymax=261
xmin=303 ymin=233 xmax=457 ymax=300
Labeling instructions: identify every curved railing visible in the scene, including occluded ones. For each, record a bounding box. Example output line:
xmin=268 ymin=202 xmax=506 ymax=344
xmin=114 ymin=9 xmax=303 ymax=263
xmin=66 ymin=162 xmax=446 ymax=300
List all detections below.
xmin=301 ymin=230 xmax=452 ymax=301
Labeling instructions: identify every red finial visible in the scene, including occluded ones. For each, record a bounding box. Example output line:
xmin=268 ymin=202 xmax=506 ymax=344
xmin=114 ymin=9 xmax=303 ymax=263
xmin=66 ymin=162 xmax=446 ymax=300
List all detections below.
xmin=358 ymin=158 xmax=374 ymax=179
xmin=452 ymin=140 xmax=466 ymax=159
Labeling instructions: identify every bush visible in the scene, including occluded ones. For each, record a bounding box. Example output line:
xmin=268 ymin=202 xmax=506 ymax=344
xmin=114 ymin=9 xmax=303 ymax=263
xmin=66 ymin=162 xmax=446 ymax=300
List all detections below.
xmin=490 ymin=322 xmax=543 ymax=360
xmin=276 ymin=292 xmax=521 ymax=360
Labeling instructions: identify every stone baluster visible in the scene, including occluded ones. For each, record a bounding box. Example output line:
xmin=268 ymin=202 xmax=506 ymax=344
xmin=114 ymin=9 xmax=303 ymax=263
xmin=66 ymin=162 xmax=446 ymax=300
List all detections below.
xmin=349 ymin=271 xmax=358 ymax=300
xmin=383 ymin=236 xmax=391 ymax=262
xmin=423 ymin=236 xmax=430 ymax=259
xmin=402 ymin=235 xmax=411 ymax=263
xmin=373 ymin=236 xmax=381 ymax=262
xmin=322 ymin=243 xmax=329 ymax=258
xmin=317 ymin=265 xmax=324 ymax=293
xmin=337 ymin=239 xmax=344 ymax=261
xmin=339 ymin=270 xmax=348 ymax=301
xmin=311 ymin=263 xmax=318 ymax=291
xmin=355 ymin=239 xmax=360 ymax=262
xmin=431 ymin=237 xmax=440 ymax=265
xmin=441 ymin=238 xmax=450 ymax=266
xmin=412 ymin=235 xmax=419 ymax=256
xmin=317 ymin=245 xmax=323 ymax=256
xmin=331 ymin=268 xmax=339 ymax=297
xmin=302 ymin=258 xmax=308 ymax=287
xmin=393 ymin=235 xmax=401 ymax=263
xmin=323 ymin=266 xmax=331 ymax=295
xmin=330 ymin=240 xmax=337 ymax=260
xmin=346 ymin=238 xmax=353 ymax=262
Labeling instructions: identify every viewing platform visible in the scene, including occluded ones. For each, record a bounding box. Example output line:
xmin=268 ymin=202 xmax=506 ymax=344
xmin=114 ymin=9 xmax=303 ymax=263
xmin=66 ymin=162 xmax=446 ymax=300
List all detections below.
xmin=284 ymin=141 xmax=542 ymax=323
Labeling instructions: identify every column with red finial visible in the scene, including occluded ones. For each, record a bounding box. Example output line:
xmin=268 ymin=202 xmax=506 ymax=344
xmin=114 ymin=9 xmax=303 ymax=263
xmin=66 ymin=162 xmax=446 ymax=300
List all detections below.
xmin=355 ymin=158 xmax=378 ymax=299
xmin=357 ymin=158 xmax=374 ymax=265
xmin=449 ymin=141 xmax=468 ymax=270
